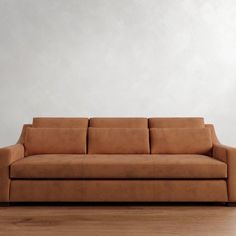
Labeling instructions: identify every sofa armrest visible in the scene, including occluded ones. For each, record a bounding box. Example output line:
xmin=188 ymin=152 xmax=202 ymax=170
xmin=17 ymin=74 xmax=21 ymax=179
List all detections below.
xmin=213 ymin=144 xmax=236 ymax=202
xmin=0 ymin=144 xmax=24 ymax=202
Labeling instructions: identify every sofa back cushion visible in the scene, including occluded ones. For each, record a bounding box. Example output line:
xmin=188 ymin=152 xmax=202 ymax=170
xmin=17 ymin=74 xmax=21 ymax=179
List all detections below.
xmin=88 ymin=128 xmax=150 ymax=154
xmin=89 ymin=118 xmax=148 ymax=128
xmin=25 ymin=128 xmax=87 ymax=155
xmin=33 ymin=117 xmax=88 ymax=128
xmin=150 ymin=128 xmax=212 ymax=154
xmin=149 ymin=117 xmax=204 ymax=128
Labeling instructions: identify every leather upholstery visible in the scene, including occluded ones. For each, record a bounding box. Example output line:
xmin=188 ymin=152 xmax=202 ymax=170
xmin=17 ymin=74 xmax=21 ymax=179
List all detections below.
xmin=11 ymin=154 xmax=227 ymax=179
xmin=10 ymin=180 xmax=227 ymax=202
xmin=17 ymin=124 xmax=32 ymax=145
xmin=213 ymin=144 xmax=236 ymax=202
xmin=89 ymin=117 xmax=148 ymax=128
xmin=33 ymin=117 xmax=88 ymax=128
xmin=149 ymin=117 xmax=204 ymax=128
xmin=150 ymin=128 xmax=212 ymax=154
xmin=88 ymin=128 xmax=150 ymax=154
xmin=205 ymin=124 xmax=220 ymax=144
xmin=0 ymin=117 xmax=232 ymax=203
xmin=25 ymin=128 xmax=87 ymax=155
xmin=0 ymin=144 xmax=24 ymax=202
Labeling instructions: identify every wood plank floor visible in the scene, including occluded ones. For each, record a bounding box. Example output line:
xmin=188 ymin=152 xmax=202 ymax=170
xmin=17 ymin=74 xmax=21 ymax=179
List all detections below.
xmin=1 ymin=204 xmax=236 ymax=236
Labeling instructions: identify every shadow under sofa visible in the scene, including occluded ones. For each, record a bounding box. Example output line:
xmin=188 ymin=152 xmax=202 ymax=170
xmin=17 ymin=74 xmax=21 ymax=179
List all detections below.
xmin=0 ymin=117 xmax=235 ymax=205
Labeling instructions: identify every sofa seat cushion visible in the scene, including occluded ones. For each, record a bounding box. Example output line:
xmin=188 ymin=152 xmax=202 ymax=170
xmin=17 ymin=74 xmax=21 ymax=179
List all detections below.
xmin=10 ymin=154 xmax=227 ymax=179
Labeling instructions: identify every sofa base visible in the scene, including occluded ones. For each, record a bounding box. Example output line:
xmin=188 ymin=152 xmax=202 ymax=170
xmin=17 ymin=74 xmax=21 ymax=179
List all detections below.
xmin=10 ymin=180 xmax=228 ymax=202
xmin=0 ymin=202 xmax=10 ymax=207
xmin=3 ymin=202 xmax=227 ymax=207
xmin=226 ymin=202 xmax=236 ymax=207
xmin=1 ymin=201 xmax=230 ymax=206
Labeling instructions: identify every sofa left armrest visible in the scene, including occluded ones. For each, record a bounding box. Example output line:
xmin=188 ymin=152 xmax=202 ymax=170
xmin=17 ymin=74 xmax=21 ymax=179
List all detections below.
xmin=0 ymin=144 xmax=24 ymax=202
xmin=213 ymin=144 xmax=236 ymax=202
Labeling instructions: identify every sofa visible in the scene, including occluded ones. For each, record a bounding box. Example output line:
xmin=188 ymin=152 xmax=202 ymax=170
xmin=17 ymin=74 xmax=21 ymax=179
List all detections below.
xmin=0 ymin=117 xmax=235 ymax=205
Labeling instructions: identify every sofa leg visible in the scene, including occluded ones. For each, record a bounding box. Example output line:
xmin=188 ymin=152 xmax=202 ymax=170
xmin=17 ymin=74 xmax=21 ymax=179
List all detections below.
xmin=226 ymin=202 xmax=236 ymax=207
xmin=0 ymin=202 xmax=10 ymax=207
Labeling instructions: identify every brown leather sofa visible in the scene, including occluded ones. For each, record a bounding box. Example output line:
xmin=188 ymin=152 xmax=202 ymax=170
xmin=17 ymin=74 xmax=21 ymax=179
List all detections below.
xmin=0 ymin=117 xmax=235 ymax=204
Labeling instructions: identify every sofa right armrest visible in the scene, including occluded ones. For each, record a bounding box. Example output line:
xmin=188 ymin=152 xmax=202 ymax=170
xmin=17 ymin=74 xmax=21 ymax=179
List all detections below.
xmin=213 ymin=144 xmax=236 ymax=202
xmin=0 ymin=144 xmax=24 ymax=202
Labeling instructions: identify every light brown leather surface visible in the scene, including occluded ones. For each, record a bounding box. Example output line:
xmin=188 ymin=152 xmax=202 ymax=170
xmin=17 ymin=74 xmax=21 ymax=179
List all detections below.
xmin=89 ymin=118 xmax=148 ymax=128
xmin=0 ymin=144 xmax=24 ymax=202
xmin=213 ymin=144 xmax=236 ymax=202
xmin=149 ymin=117 xmax=205 ymax=128
xmin=17 ymin=124 xmax=32 ymax=145
xmin=10 ymin=180 xmax=227 ymax=202
xmin=88 ymin=128 xmax=150 ymax=154
xmin=205 ymin=124 xmax=220 ymax=144
xmin=150 ymin=128 xmax=212 ymax=154
xmin=10 ymin=154 xmax=227 ymax=179
xmin=0 ymin=117 xmax=233 ymax=203
xmin=25 ymin=128 xmax=87 ymax=155
xmin=33 ymin=117 xmax=88 ymax=128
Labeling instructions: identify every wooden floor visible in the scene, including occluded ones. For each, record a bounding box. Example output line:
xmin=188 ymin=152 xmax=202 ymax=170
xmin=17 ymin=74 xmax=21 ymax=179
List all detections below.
xmin=1 ymin=204 xmax=236 ymax=236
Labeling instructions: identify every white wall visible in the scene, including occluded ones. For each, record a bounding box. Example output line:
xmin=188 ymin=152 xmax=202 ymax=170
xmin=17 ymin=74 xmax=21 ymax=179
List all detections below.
xmin=0 ymin=0 xmax=236 ymax=147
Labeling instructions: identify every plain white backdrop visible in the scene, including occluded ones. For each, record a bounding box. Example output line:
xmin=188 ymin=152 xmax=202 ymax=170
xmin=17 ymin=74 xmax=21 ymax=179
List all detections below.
xmin=0 ymin=0 xmax=236 ymax=146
